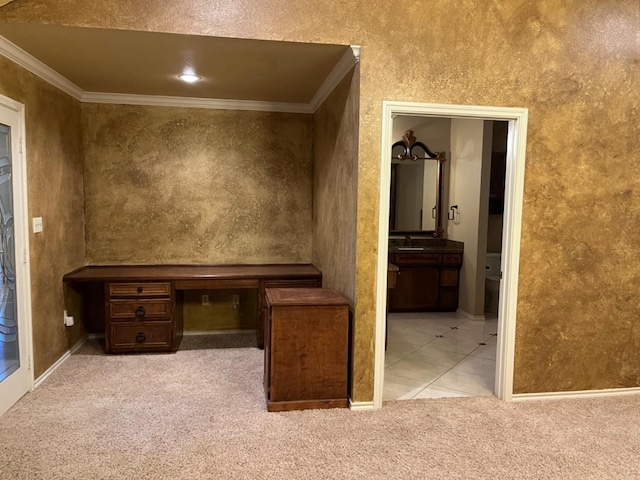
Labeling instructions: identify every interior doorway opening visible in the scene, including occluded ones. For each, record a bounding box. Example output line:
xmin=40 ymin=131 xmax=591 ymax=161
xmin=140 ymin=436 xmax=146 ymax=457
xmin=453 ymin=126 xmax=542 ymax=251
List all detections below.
xmin=374 ymin=102 xmax=529 ymax=408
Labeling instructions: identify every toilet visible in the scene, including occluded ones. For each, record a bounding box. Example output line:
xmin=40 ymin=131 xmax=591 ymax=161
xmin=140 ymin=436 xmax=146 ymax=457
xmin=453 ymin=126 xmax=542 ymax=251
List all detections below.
xmin=484 ymin=253 xmax=501 ymax=314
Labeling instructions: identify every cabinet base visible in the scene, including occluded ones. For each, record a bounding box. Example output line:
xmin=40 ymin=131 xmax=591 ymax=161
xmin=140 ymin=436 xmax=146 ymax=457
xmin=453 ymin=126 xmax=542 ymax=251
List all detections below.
xmin=267 ymin=398 xmax=348 ymax=412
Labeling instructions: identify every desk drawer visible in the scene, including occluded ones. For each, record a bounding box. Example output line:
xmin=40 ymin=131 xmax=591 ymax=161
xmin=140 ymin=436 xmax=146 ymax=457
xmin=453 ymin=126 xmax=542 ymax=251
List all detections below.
xmin=109 ymin=321 xmax=173 ymax=351
xmin=109 ymin=299 xmax=171 ymax=320
xmin=263 ymin=279 xmax=321 ymax=289
xmin=109 ymin=282 xmax=171 ymax=298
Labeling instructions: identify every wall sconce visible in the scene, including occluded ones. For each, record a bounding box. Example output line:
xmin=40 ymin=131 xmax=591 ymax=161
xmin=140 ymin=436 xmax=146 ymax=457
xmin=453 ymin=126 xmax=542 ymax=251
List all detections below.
xmin=448 ymin=205 xmax=460 ymax=224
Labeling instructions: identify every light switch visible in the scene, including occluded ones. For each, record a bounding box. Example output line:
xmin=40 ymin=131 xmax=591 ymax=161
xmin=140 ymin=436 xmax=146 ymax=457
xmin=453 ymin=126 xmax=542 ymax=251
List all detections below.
xmin=32 ymin=217 xmax=43 ymax=233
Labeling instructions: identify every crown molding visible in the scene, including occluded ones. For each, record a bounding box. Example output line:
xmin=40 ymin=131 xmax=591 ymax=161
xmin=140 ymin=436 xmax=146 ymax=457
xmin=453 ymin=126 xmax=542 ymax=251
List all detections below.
xmin=0 ymin=34 xmax=358 ymax=114
xmin=309 ymin=45 xmax=360 ymax=113
xmin=0 ymin=35 xmax=83 ymax=101
xmin=81 ymin=91 xmax=314 ymax=114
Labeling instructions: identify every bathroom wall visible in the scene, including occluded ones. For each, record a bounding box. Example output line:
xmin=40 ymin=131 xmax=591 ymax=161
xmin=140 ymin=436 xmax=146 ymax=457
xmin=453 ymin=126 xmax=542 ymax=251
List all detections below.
xmin=3 ymin=0 xmax=639 ymax=398
xmin=82 ymin=104 xmax=314 ymax=265
xmin=448 ymin=119 xmax=491 ymax=317
xmin=0 ymin=56 xmax=85 ymax=378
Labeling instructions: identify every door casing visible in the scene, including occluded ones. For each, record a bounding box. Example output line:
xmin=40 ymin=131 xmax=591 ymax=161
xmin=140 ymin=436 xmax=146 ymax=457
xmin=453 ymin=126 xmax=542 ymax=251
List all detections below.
xmin=374 ymin=101 xmax=529 ymax=408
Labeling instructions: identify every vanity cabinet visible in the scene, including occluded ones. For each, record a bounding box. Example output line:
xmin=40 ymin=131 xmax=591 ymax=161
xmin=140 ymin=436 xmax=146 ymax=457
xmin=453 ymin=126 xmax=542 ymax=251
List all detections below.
xmin=388 ymin=252 xmax=462 ymax=312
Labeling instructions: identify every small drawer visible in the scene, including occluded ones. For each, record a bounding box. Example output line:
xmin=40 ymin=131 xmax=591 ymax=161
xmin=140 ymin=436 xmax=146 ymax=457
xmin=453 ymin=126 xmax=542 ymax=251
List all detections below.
xmin=108 ymin=282 xmax=171 ymax=298
xmin=262 ymin=279 xmax=321 ymax=289
xmin=109 ymin=299 xmax=171 ymax=320
xmin=393 ymin=253 xmax=441 ymax=266
xmin=108 ymin=321 xmax=173 ymax=351
xmin=443 ymin=254 xmax=462 ymax=265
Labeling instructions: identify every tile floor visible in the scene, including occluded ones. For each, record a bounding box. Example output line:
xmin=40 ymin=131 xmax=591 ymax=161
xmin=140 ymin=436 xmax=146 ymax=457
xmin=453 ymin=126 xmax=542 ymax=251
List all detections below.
xmin=384 ymin=311 xmax=498 ymax=401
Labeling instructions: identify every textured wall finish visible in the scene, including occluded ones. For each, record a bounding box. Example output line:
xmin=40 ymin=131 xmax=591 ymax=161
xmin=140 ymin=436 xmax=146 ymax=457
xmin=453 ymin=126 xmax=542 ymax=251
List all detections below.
xmin=312 ymin=67 xmax=359 ymax=394
xmin=2 ymin=0 xmax=640 ymax=398
xmin=0 ymin=56 xmax=85 ymax=378
xmin=82 ymin=104 xmax=313 ymax=265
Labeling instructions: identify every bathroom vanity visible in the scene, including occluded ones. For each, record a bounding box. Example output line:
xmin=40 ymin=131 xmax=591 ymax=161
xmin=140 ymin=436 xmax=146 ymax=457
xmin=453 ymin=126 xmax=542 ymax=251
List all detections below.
xmin=387 ymin=130 xmax=464 ymax=312
xmin=388 ymin=240 xmax=463 ymax=312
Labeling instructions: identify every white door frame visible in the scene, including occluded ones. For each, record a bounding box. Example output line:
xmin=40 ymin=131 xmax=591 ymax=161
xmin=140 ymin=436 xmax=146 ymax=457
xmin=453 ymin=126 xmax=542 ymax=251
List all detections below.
xmin=0 ymin=93 xmax=33 ymax=416
xmin=374 ymin=101 xmax=528 ymax=408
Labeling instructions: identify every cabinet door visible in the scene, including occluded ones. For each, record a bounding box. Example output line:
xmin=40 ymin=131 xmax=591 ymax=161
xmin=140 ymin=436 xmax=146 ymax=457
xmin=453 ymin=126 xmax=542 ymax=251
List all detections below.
xmin=389 ymin=267 xmax=440 ymax=310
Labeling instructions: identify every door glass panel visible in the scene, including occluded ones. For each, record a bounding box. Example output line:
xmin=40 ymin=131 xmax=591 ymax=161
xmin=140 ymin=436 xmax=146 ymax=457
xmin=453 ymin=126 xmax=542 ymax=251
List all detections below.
xmin=0 ymin=123 xmax=18 ymax=383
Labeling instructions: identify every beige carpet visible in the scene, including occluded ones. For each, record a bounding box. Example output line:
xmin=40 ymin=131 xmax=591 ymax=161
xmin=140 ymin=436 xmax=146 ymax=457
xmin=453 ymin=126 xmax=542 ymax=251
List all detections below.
xmin=0 ymin=335 xmax=638 ymax=479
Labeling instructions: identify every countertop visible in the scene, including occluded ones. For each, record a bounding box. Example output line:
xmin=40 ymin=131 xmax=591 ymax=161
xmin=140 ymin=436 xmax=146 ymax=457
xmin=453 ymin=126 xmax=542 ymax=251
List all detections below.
xmin=388 ymin=239 xmax=464 ymax=254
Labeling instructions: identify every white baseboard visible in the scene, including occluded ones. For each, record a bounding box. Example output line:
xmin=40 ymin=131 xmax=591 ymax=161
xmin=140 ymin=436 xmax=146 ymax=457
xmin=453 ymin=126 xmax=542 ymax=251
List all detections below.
xmin=33 ymin=335 xmax=88 ymax=389
xmin=182 ymin=329 xmax=256 ymax=336
xmin=87 ymin=333 xmax=105 ymax=340
xmin=456 ymin=309 xmax=485 ymax=321
xmin=349 ymin=399 xmax=376 ymax=411
xmin=512 ymin=387 xmax=640 ymax=401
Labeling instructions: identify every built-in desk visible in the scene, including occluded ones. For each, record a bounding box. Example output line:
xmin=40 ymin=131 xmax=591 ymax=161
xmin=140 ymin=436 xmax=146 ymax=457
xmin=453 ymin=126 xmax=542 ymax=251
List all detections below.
xmin=63 ymin=264 xmax=322 ymax=353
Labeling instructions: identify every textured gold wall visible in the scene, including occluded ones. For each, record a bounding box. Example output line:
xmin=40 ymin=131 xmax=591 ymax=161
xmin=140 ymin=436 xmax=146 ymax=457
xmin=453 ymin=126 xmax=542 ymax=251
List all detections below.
xmin=312 ymin=67 xmax=360 ymax=393
xmin=2 ymin=0 xmax=639 ymax=398
xmin=0 ymin=56 xmax=85 ymax=378
xmin=82 ymin=104 xmax=313 ymax=265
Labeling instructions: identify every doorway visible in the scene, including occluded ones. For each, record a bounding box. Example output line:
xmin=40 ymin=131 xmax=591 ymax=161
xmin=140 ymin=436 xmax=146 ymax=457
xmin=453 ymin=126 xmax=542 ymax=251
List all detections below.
xmin=374 ymin=102 xmax=529 ymax=408
xmin=0 ymin=94 xmax=33 ymax=417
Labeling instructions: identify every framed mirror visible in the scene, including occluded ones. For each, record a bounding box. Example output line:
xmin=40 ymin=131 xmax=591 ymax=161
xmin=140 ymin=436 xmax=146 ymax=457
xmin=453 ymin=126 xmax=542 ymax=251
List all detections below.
xmin=389 ymin=130 xmax=446 ymax=237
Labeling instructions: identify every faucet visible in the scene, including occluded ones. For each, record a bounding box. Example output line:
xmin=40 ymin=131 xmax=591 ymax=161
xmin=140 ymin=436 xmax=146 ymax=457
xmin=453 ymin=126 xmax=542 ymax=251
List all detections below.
xmin=404 ymin=235 xmax=412 ymax=246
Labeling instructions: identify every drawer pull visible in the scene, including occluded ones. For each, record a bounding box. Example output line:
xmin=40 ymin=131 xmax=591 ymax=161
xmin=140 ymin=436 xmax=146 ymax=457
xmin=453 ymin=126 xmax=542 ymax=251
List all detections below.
xmin=135 ymin=332 xmax=146 ymax=344
xmin=135 ymin=306 xmax=146 ymax=318
xmin=137 ymin=287 xmax=143 ymax=293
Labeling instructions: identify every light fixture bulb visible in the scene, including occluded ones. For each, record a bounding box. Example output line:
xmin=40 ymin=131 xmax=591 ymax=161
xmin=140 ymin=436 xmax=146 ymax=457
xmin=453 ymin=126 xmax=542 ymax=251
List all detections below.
xmin=178 ymin=72 xmax=201 ymax=83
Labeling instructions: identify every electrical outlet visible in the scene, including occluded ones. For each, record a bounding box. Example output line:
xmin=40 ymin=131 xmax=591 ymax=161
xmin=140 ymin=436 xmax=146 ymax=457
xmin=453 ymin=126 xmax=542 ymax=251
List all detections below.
xmin=63 ymin=310 xmax=74 ymax=327
xmin=202 ymin=294 xmax=209 ymax=305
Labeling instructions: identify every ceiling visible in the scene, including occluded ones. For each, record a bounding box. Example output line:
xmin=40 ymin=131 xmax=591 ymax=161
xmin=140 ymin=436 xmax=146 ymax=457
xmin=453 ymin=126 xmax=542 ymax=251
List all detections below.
xmin=0 ymin=23 xmax=352 ymax=106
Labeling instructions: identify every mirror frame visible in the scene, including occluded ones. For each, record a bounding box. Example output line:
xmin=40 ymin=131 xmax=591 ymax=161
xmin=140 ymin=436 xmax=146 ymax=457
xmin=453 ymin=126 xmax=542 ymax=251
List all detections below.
xmin=389 ymin=130 xmax=447 ymax=238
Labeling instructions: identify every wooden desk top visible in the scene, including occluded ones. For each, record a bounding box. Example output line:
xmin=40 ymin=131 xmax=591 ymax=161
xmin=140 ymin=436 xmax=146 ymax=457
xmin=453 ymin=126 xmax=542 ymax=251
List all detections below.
xmin=63 ymin=264 xmax=322 ymax=283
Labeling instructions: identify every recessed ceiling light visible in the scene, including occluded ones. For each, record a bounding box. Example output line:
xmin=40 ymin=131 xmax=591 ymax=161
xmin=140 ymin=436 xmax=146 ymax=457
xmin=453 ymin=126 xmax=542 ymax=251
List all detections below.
xmin=178 ymin=72 xmax=202 ymax=83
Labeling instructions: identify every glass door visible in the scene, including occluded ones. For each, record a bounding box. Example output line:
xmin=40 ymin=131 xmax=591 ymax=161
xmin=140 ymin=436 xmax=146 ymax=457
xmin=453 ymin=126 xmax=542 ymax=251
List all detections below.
xmin=0 ymin=97 xmax=30 ymax=417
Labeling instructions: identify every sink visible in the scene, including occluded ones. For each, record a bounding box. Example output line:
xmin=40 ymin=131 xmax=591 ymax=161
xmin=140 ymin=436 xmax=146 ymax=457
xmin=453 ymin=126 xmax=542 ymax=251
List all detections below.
xmin=396 ymin=247 xmax=425 ymax=251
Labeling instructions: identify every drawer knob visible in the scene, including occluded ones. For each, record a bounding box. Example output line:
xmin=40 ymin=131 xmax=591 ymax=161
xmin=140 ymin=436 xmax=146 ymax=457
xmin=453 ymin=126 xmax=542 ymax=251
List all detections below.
xmin=135 ymin=306 xmax=146 ymax=318
xmin=135 ymin=332 xmax=146 ymax=343
xmin=137 ymin=287 xmax=143 ymax=293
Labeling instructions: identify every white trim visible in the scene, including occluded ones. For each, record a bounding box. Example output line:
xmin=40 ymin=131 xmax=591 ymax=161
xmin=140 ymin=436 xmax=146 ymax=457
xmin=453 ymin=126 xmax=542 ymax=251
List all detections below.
xmin=33 ymin=336 xmax=87 ymax=389
xmin=81 ymin=92 xmax=314 ymax=114
xmin=87 ymin=333 xmax=105 ymax=340
xmin=349 ymin=399 xmax=375 ymax=411
xmin=0 ymin=35 xmax=83 ymax=100
xmin=512 ymin=387 xmax=640 ymax=401
xmin=182 ymin=329 xmax=256 ymax=336
xmin=374 ymin=101 xmax=529 ymax=409
xmin=456 ymin=309 xmax=486 ymax=321
xmin=308 ymin=45 xmax=360 ymax=112
xmin=15 ymin=100 xmax=34 ymax=391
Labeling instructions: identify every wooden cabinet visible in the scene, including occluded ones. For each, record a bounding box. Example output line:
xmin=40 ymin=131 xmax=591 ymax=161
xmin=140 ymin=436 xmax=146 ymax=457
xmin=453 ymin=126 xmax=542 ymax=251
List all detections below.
xmin=105 ymin=281 xmax=179 ymax=353
xmin=257 ymin=277 xmax=322 ymax=349
xmin=388 ymin=252 xmax=463 ymax=312
xmin=264 ymin=288 xmax=349 ymax=412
